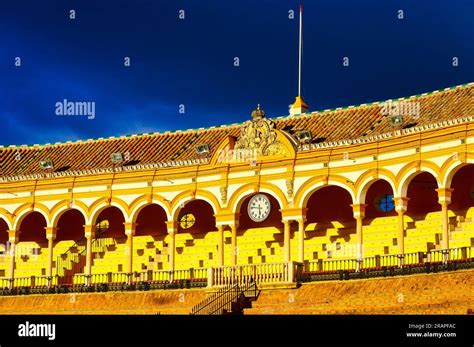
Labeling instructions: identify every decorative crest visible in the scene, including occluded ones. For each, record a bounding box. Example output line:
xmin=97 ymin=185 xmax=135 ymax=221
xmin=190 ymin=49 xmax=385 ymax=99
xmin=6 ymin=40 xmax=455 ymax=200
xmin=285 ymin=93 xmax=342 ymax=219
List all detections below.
xmin=234 ymin=105 xmax=286 ymax=157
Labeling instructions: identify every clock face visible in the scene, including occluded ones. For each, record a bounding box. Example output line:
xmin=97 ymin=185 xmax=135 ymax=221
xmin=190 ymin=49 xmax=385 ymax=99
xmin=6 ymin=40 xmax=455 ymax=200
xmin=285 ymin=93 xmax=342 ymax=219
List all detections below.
xmin=179 ymin=213 xmax=195 ymax=229
xmin=248 ymin=194 xmax=271 ymax=222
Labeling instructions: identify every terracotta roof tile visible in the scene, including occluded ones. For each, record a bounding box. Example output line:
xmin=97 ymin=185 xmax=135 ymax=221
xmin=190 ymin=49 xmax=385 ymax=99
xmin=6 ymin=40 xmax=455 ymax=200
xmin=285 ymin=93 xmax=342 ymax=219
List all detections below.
xmin=1 ymin=83 xmax=472 ymax=178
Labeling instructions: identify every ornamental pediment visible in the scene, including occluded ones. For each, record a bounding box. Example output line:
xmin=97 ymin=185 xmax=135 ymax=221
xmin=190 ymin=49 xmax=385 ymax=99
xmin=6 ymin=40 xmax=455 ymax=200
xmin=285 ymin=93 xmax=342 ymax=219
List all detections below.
xmin=231 ymin=105 xmax=294 ymax=162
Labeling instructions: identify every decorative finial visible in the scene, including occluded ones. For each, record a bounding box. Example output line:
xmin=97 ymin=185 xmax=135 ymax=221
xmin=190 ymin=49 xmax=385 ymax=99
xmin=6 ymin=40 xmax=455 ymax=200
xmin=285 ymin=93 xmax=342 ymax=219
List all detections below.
xmin=251 ymin=104 xmax=265 ymax=119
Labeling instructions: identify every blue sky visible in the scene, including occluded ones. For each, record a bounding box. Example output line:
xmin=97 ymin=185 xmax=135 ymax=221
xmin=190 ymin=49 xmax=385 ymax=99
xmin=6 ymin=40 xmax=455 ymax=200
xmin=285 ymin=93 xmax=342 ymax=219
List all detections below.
xmin=0 ymin=0 xmax=473 ymax=145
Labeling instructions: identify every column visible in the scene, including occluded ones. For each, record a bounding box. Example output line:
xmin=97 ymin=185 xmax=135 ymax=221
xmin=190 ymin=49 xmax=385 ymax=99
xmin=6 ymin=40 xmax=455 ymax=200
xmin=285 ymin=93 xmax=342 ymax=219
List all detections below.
xmin=436 ymin=188 xmax=453 ymax=250
xmin=45 ymin=227 xmax=58 ymax=284
xmin=123 ymin=222 xmax=137 ymax=281
xmin=84 ymin=224 xmax=95 ymax=284
xmin=214 ymin=212 xmax=240 ymax=267
xmin=393 ymin=197 xmax=409 ymax=258
xmin=297 ymin=219 xmax=306 ymax=263
xmin=230 ymin=223 xmax=238 ymax=266
xmin=217 ymin=225 xmax=225 ymax=266
xmin=7 ymin=230 xmax=18 ymax=288
xmin=351 ymin=204 xmax=366 ymax=261
xmin=166 ymin=221 xmax=178 ymax=274
xmin=283 ymin=220 xmax=291 ymax=263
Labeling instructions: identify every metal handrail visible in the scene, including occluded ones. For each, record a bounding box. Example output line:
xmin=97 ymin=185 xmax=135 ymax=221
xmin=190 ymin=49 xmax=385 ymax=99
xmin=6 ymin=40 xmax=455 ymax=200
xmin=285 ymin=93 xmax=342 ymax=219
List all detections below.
xmin=191 ymin=284 xmax=239 ymax=315
xmin=56 ymin=228 xmax=111 ymax=279
xmin=304 ymin=246 xmax=473 ymax=273
xmin=2 ymin=246 xmax=472 ymax=295
xmin=190 ymin=280 xmax=259 ymax=315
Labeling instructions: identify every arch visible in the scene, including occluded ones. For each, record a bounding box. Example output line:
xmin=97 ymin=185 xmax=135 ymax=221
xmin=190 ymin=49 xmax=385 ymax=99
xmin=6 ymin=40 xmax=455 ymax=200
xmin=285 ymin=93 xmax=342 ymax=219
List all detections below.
xmin=240 ymin=193 xmax=284 ymax=229
xmin=405 ymin=171 xmax=439 ymax=217
xmin=93 ymin=205 xmax=126 ymax=239
xmin=88 ymin=197 xmax=130 ymax=225
xmin=355 ymin=169 xmax=397 ymax=204
xmin=448 ymin=164 xmax=474 ymax=213
xmin=176 ymin=199 xmax=217 ymax=234
xmin=306 ymin=185 xmax=354 ymax=224
xmin=171 ymin=189 xmax=220 ymax=221
xmin=227 ymin=182 xmax=287 ymax=215
xmin=364 ymin=179 xmax=397 ymax=219
xmin=17 ymin=211 xmax=48 ymax=243
xmin=50 ymin=201 xmax=88 ymax=227
xmin=56 ymin=208 xmax=87 ymax=241
xmin=294 ymin=175 xmax=356 ymax=209
xmin=129 ymin=194 xmax=172 ymax=222
xmin=396 ymin=161 xmax=441 ymax=197
xmin=441 ymin=156 xmax=474 ymax=188
xmin=0 ymin=217 xmax=9 ymax=246
xmin=0 ymin=208 xmax=14 ymax=230
xmin=12 ymin=203 xmax=50 ymax=230
xmin=135 ymin=203 xmax=168 ymax=236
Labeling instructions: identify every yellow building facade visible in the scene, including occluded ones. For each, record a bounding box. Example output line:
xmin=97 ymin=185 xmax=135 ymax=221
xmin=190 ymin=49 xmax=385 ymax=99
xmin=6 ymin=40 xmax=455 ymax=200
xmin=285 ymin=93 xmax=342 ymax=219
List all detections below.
xmin=0 ymin=83 xmax=473 ymax=287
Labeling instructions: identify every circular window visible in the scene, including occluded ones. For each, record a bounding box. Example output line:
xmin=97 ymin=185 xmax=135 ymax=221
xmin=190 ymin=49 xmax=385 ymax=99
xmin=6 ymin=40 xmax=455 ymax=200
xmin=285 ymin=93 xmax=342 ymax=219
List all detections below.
xmin=96 ymin=220 xmax=110 ymax=235
xmin=179 ymin=214 xmax=195 ymax=229
xmin=375 ymin=194 xmax=394 ymax=212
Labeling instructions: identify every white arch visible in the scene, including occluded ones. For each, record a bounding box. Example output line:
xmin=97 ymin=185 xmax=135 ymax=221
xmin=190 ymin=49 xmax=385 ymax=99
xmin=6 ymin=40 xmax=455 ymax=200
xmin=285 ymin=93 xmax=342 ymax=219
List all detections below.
xmin=130 ymin=200 xmax=171 ymax=222
xmin=0 ymin=213 xmax=13 ymax=230
xmin=442 ymin=159 xmax=474 ymax=188
xmin=230 ymin=187 xmax=285 ymax=214
xmin=51 ymin=205 xmax=88 ymax=227
xmin=88 ymin=201 xmax=129 ymax=225
xmin=171 ymin=195 xmax=218 ymax=221
xmin=13 ymin=208 xmax=49 ymax=231
xmin=299 ymin=180 xmax=356 ymax=209
xmin=397 ymin=167 xmax=440 ymax=197
xmin=356 ymin=176 xmax=396 ymax=205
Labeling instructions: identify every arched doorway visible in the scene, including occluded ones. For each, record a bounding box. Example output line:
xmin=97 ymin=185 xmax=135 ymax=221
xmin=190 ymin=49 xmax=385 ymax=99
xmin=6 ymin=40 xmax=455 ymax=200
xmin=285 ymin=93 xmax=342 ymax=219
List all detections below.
xmin=134 ymin=204 xmax=168 ymax=271
xmin=305 ymin=186 xmax=355 ymax=261
xmin=17 ymin=212 xmax=48 ymax=277
xmin=175 ymin=200 xmax=217 ymax=270
xmin=448 ymin=164 xmax=474 ymax=248
xmin=237 ymin=193 xmax=283 ymax=265
xmin=91 ymin=206 xmax=126 ymax=274
xmin=0 ymin=219 xmax=9 ymax=278
xmin=56 ymin=209 xmax=86 ymax=241
xmin=363 ymin=180 xmax=397 ymax=256
xmin=55 ymin=209 xmax=87 ymax=277
xmin=405 ymin=172 xmax=439 ymax=252
xmin=450 ymin=164 xmax=474 ymax=215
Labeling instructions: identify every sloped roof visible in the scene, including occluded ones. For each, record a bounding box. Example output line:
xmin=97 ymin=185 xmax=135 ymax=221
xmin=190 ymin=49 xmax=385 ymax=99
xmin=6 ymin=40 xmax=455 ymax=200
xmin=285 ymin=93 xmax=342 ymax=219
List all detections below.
xmin=1 ymin=82 xmax=473 ymax=179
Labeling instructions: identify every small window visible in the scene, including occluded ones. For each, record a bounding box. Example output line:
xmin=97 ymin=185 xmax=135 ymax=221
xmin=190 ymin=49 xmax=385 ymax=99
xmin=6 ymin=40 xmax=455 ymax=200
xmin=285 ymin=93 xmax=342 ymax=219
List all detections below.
xmin=179 ymin=213 xmax=195 ymax=229
xmin=375 ymin=194 xmax=395 ymax=212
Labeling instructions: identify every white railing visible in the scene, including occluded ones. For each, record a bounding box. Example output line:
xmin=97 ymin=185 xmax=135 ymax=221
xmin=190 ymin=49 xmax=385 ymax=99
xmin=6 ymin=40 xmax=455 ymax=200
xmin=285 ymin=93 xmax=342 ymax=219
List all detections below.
xmin=209 ymin=262 xmax=295 ymax=287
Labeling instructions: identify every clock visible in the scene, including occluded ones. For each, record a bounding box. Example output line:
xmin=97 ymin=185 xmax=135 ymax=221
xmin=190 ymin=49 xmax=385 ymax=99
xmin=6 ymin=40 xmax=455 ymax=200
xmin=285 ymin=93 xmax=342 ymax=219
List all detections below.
xmin=179 ymin=213 xmax=195 ymax=229
xmin=248 ymin=194 xmax=271 ymax=222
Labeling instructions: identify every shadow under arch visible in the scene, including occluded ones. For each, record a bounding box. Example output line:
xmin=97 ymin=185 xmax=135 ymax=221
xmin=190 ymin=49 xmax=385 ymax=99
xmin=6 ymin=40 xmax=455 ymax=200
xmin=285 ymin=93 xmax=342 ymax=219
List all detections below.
xmin=449 ymin=164 xmax=474 ymax=220
xmin=56 ymin=209 xmax=86 ymax=242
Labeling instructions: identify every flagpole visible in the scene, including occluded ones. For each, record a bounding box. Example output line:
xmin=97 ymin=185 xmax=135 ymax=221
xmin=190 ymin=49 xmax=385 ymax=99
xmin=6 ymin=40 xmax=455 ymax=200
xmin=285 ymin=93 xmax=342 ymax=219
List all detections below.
xmin=298 ymin=3 xmax=302 ymax=97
